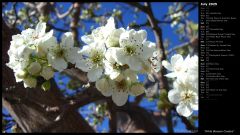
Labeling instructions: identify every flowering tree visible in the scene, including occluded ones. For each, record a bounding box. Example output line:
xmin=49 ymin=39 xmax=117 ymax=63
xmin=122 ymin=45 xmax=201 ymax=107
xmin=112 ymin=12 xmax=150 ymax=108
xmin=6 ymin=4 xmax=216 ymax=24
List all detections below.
xmin=2 ymin=2 xmax=198 ymax=133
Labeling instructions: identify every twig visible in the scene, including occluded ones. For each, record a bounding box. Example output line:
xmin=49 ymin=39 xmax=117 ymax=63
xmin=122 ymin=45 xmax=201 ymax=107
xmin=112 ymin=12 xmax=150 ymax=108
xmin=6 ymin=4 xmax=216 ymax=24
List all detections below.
xmin=54 ymin=4 xmax=74 ymax=19
xmin=180 ymin=116 xmax=197 ymax=131
xmin=70 ymin=2 xmax=81 ymax=46
xmin=13 ymin=2 xmax=19 ymax=27
xmin=167 ymin=41 xmax=191 ymax=55
xmin=163 ymin=2 xmax=198 ymax=18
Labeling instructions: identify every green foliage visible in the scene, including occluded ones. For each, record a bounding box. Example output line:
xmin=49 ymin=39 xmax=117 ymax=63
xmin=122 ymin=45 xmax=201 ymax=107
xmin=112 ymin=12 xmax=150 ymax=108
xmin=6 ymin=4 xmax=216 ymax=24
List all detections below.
xmin=41 ymin=80 xmax=51 ymax=91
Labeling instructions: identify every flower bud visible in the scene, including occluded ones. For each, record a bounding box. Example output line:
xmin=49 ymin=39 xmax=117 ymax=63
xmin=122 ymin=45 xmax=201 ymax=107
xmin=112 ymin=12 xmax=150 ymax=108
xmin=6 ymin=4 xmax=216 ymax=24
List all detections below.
xmin=40 ymin=66 xmax=54 ymax=80
xmin=23 ymin=77 xmax=37 ymax=88
xmin=41 ymin=81 xmax=51 ymax=91
xmin=27 ymin=62 xmax=41 ymax=75
xmin=16 ymin=70 xmax=27 ymax=79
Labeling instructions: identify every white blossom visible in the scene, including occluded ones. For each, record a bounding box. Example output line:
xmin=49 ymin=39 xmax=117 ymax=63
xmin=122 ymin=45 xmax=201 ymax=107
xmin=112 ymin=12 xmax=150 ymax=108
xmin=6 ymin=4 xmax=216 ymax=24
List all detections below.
xmin=168 ymin=79 xmax=198 ymax=117
xmin=40 ymin=65 xmax=55 ymax=80
xmin=27 ymin=62 xmax=42 ymax=75
xmin=162 ymin=54 xmax=187 ymax=79
xmin=96 ymin=71 xmax=145 ymax=106
xmin=163 ymin=54 xmax=198 ymax=117
xmin=112 ymin=29 xmax=156 ymax=71
xmin=47 ymin=32 xmax=79 ymax=72
xmin=76 ymin=42 xmax=106 ymax=82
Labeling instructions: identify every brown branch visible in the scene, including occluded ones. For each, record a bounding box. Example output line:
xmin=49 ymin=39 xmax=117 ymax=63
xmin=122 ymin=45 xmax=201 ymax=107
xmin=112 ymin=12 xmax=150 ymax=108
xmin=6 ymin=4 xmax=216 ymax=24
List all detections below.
xmin=66 ymin=86 xmax=106 ymax=109
xmin=180 ymin=116 xmax=197 ymax=132
xmin=116 ymin=103 xmax=163 ymax=133
xmin=63 ymin=67 xmax=89 ymax=84
xmin=12 ymin=2 xmax=19 ymax=27
xmin=107 ymin=100 xmax=117 ymax=133
xmin=70 ymin=2 xmax=81 ymax=46
xmin=144 ymin=2 xmax=174 ymax=133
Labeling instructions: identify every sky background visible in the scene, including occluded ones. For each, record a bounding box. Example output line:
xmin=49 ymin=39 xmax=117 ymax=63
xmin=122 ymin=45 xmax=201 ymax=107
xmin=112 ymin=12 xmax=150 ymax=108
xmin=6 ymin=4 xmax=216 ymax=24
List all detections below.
xmin=2 ymin=2 xmax=198 ymax=133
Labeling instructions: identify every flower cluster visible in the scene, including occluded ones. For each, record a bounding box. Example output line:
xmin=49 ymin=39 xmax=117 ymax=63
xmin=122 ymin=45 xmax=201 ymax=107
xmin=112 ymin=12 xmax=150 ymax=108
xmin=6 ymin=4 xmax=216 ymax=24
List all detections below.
xmin=76 ymin=17 xmax=160 ymax=106
xmin=6 ymin=22 xmax=79 ymax=89
xmin=162 ymin=54 xmax=198 ymax=117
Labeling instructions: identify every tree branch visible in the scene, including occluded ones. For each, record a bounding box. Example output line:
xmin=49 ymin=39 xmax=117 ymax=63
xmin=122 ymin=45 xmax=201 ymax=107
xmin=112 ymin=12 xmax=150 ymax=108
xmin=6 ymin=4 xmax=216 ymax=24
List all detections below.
xmin=70 ymin=2 xmax=81 ymax=46
xmin=180 ymin=116 xmax=197 ymax=132
xmin=108 ymin=100 xmax=117 ymax=133
xmin=144 ymin=2 xmax=174 ymax=132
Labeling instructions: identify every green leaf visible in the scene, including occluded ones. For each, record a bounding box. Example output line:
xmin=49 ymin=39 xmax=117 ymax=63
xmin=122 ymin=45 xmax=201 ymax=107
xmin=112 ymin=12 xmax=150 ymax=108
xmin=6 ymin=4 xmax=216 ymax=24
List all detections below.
xmin=41 ymin=81 xmax=51 ymax=91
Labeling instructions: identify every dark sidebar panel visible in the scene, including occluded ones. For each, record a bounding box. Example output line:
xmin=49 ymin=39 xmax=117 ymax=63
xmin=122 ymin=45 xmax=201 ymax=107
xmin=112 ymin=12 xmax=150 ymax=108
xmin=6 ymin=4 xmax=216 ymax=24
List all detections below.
xmin=199 ymin=1 xmax=240 ymax=133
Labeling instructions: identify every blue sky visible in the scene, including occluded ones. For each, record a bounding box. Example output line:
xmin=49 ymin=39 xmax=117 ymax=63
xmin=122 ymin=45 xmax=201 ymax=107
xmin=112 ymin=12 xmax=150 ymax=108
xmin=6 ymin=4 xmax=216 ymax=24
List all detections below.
xmin=3 ymin=2 xmax=198 ymax=133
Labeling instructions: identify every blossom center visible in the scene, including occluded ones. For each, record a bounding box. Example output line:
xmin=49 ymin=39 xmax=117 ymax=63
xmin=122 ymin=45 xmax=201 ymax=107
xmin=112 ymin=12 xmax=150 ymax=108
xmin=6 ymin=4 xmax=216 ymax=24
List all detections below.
xmin=113 ymin=63 xmax=129 ymax=71
xmin=181 ymin=90 xmax=194 ymax=103
xmin=91 ymin=52 xmax=103 ymax=64
xmin=124 ymin=46 xmax=136 ymax=56
xmin=115 ymin=79 xmax=128 ymax=92
xmin=56 ymin=48 xmax=65 ymax=57
xmin=174 ymin=65 xmax=182 ymax=72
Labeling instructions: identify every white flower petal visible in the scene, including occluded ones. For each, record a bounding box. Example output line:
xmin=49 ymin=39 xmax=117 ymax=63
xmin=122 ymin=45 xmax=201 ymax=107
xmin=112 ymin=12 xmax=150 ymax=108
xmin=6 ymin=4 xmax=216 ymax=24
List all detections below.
xmin=81 ymin=35 xmax=94 ymax=44
xmin=105 ymin=49 xmax=116 ymax=63
xmin=176 ymin=102 xmax=193 ymax=117
xmin=112 ymin=48 xmax=126 ymax=65
xmin=23 ymin=77 xmax=37 ymax=88
xmin=171 ymin=54 xmax=183 ymax=67
xmin=126 ymin=56 xmax=142 ymax=71
xmin=112 ymin=90 xmax=128 ymax=106
xmin=35 ymin=22 xmax=46 ymax=37
xmin=105 ymin=17 xmax=115 ymax=31
xmin=75 ymin=59 xmax=91 ymax=72
xmin=190 ymin=102 xmax=198 ymax=111
xmin=109 ymin=71 xmax=120 ymax=80
xmin=137 ymin=29 xmax=147 ymax=42
xmin=60 ymin=32 xmax=74 ymax=48
xmin=168 ymin=89 xmax=181 ymax=104
xmin=80 ymin=45 xmax=91 ymax=56
xmin=106 ymin=28 xmax=124 ymax=48
xmin=124 ymin=69 xmax=137 ymax=82
xmin=162 ymin=60 xmax=173 ymax=71
xmin=40 ymin=66 xmax=55 ymax=80
xmin=27 ymin=62 xmax=42 ymax=75
xmin=96 ymin=78 xmax=113 ymax=97
xmin=87 ymin=67 xmax=103 ymax=82
xmin=165 ymin=72 xmax=177 ymax=78
xmin=37 ymin=36 xmax=57 ymax=57
xmin=65 ymin=47 xmax=79 ymax=64
xmin=140 ymin=41 xmax=156 ymax=60
xmin=190 ymin=93 xmax=198 ymax=110
xmin=48 ymin=55 xmax=67 ymax=72
xmin=130 ymin=83 xmax=145 ymax=96
xmin=17 ymin=45 xmax=33 ymax=59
